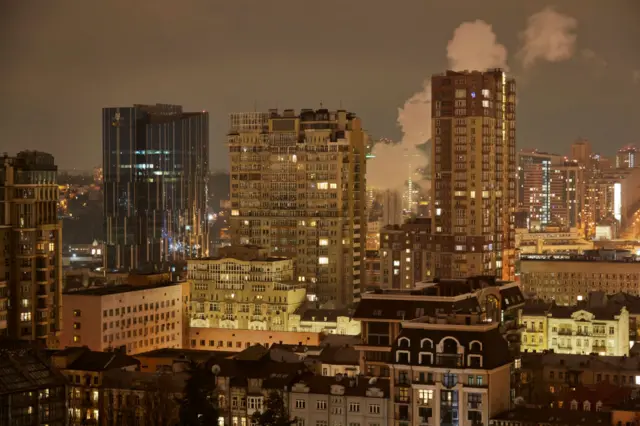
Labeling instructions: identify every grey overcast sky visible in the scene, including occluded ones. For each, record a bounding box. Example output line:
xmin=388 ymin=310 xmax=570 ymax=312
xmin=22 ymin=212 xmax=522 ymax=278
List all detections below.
xmin=1 ymin=0 xmax=639 ymax=171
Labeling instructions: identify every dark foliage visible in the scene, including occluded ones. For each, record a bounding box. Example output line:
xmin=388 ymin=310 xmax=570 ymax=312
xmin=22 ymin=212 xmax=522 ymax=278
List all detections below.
xmin=251 ymin=391 xmax=296 ymax=426
xmin=178 ymin=360 xmax=219 ymax=426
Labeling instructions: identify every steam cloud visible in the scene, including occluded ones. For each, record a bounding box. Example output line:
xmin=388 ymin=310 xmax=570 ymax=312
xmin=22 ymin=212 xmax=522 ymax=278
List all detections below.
xmin=447 ymin=20 xmax=509 ymax=72
xmin=518 ymin=7 xmax=578 ymax=68
xmin=367 ymin=8 xmax=579 ymax=193
xmin=367 ymin=20 xmax=507 ymax=192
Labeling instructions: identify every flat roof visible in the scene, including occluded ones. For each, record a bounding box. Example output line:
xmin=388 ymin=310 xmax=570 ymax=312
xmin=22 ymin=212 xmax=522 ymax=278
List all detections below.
xmin=63 ymin=280 xmax=183 ymax=297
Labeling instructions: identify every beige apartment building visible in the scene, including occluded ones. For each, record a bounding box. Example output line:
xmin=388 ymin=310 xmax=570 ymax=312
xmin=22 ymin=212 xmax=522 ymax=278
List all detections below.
xmin=430 ymin=70 xmax=516 ymax=280
xmin=0 ymin=151 xmax=62 ymax=347
xmin=61 ymin=273 xmax=190 ymax=355
xmin=187 ymin=245 xmax=307 ymax=331
xmin=521 ymin=303 xmax=630 ymax=356
xmin=227 ymin=109 xmax=367 ymax=305
xmin=520 ymin=254 xmax=640 ymax=303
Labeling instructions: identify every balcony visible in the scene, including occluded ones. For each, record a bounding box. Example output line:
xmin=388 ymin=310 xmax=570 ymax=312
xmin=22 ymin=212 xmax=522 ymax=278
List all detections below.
xmin=557 ymin=329 xmax=573 ymax=336
xmin=576 ymin=330 xmax=591 ymax=336
xmin=592 ymin=345 xmax=607 ymax=353
xmin=435 ymin=354 xmax=463 ymax=368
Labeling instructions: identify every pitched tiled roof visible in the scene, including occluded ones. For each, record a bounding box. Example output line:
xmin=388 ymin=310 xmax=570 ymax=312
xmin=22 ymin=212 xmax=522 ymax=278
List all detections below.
xmin=290 ymin=375 xmax=390 ymax=398
xmin=66 ymin=350 xmax=140 ymax=371
xmin=491 ymin=407 xmax=611 ymax=425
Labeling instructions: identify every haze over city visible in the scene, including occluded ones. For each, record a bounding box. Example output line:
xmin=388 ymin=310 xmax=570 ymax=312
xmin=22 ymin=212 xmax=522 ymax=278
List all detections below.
xmin=2 ymin=0 xmax=639 ymax=171
xmin=4 ymin=2 xmax=640 ymax=426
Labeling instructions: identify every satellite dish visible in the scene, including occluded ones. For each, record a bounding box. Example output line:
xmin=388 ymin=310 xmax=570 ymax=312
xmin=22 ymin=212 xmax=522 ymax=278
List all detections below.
xmin=211 ymin=365 xmax=221 ymax=375
xmin=368 ymin=377 xmax=377 ymax=385
xmin=514 ymin=396 xmax=525 ymax=406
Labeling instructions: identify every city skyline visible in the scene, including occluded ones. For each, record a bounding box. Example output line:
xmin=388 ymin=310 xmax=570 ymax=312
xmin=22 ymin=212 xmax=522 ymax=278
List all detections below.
xmin=2 ymin=0 xmax=639 ymax=171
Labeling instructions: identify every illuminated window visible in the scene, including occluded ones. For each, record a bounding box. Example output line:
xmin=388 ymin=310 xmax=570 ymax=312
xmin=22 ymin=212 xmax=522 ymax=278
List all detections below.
xmin=482 ymin=89 xmax=490 ymax=97
xmin=436 ymin=208 xmax=442 ymax=216
xmin=329 ymin=183 xmax=337 ymax=189
xmin=231 ymin=210 xmax=239 ymax=216
xmin=318 ymin=182 xmax=329 ymax=190
xmin=455 ymin=89 xmax=467 ymax=98
xmin=319 ymin=257 xmax=329 ymax=265
xmin=393 ymin=260 xmax=400 ymax=267
xmin=470 ymin=190 xmax=476 ymax=198
xmin=73 ymin=335 xmax=81 ymax=343
xmin=482 ymin=100 xmax=490 ymax=108
xmin=319 ymin=238 xmax=329 ymax=246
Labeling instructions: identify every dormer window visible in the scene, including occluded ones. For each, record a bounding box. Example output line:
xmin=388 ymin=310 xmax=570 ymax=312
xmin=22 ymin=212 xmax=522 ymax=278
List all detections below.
xmin=420 ymin=338 xmax=433 ymax=349
xmin=595 ymin=401 xmax=603 ymax=412
xmin=570 ymin=400 xmax=578 ymax=410
xmin=398 ymin=337 xmax=410 ymax=348
xmin=469 ymin=340 xmax=483 ymax=352
xmin=583 ymin=401 xmax=591 ymax=411
xmin=396 ymin=350 xmax=410 ymax=364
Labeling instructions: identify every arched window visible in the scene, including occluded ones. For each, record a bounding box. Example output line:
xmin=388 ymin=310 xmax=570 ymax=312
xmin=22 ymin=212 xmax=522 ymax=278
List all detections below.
xmin=583 ymin=401 xmax=591 ymax=411
xmin=442 ymin=337 xmax=459 ymax=354
xmin=398 ymin=337 xmax=411 ymax=348
xmin=469 ymin=340 xmax=483 ymax=351
xmin=420 ymin=338 xmax=434 ymax=349
xmin=570 ymin=400 xmax=578 ymax=410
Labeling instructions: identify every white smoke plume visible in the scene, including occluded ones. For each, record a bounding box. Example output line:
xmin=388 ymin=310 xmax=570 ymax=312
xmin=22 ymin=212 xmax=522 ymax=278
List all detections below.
xmin=367 ymin=20 xmax=508 ymax=192
xmin=447 ymin=20 xmax=509 ymax=72
xmin=518 ymin=7 xmax=578 ymax=68
xmin=366 ymin=81 xmax=432 ymax=192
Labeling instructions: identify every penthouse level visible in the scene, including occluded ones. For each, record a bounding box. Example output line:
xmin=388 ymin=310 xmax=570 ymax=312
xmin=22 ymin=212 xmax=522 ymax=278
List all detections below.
xmin=354 ymin=276 xmax=524 ymax=377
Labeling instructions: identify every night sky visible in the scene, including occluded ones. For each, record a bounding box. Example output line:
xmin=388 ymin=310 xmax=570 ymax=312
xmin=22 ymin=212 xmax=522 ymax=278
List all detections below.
xmin=1 ymin=0 xmax=639 ymax=171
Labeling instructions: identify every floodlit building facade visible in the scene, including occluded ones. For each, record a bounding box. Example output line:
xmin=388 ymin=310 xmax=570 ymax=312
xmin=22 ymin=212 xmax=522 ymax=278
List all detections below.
xmin=521 ymin=303 xmax=630 ymax=356
xmin=430 ymin=69 xmax=516 ymax=280
xmin=227 ymin=109 xmax=367 ymax=305
xmin=187 ymin=245 xmax=306 ymax=331
xmin=0 ymin=151 xmax=62 ymax=346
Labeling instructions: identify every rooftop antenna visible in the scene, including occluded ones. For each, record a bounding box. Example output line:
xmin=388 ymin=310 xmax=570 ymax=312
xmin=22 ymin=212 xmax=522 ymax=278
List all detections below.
xmin=253 ymin=100 xmax=257 ymax=112
xmin=320 ymin=101 xmax=323 ymax=108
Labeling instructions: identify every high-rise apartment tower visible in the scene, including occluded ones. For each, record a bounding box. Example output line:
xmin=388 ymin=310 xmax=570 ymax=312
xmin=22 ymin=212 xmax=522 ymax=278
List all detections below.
xmin=227 ymin=109 xmax=367 ymax=305
xmin=102 ymin=104 xmax=209 ymax=271
xmin=431 ymin=70 xmax=516 ymax=280
xmin=0 ymin=151 xmax=62 ymax=346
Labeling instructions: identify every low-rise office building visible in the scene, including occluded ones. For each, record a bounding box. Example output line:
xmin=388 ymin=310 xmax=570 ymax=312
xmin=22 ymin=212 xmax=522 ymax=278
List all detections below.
xmin=188 ymin=327 xmax=323 ymax=351
xmin=520 ymin=250 xmax=640 ymax=303
xmin=61 ymin=272 xmax=190 ymax=354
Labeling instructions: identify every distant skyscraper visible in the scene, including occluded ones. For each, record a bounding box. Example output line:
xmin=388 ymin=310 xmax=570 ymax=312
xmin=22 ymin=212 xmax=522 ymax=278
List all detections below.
xmin=227 ymin=109 xmax=367 ymax=305
xmin=431 ymin=69 xmax=516 ymax=280
xmin=570 ymin=138 xmax=592 ymax=165
xmin=0 ymin=151 xmax=62 ymax=346
xmin=102 ymin=104 xmax=209 ymax=271
xmin=516 ymin=151 xmax=583 ymax=228
xmin=616 ymin=146 xmax=637 ymax=169
xmin=381 ymin=189 xmax=402 ymax=226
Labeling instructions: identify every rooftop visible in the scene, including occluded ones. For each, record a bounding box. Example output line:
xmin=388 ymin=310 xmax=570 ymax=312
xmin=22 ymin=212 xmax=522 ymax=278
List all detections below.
xmin=491 ymin=407 xmax=611 ymax=426
xmin=63 ymin=280 xmax=182 ymax=296
xmin=290 ymin=375 xmax=390 ymax=398
xmin=0 ymin=339 xmax=67 ymax=395
xmin=53 ymin=346 xmax=139 ymax=371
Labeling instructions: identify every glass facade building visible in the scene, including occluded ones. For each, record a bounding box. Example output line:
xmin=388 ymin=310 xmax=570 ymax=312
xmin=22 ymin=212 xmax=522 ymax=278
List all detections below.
xmin=102 ymin=104 xmax=209 ymax=271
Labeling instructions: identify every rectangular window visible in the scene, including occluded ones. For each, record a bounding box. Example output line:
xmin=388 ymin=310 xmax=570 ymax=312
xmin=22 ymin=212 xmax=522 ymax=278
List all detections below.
xmin=318 ymin=257 xmax=329 ymax=265
xmin=369 ymin=404 xmax=381 ymax=414
xmin=348 ymin=402 xmax=360 ymax=412
xmin=295 ymin=399 xmax=305 ymax=409
xmin=316 ymin=400 xmax=327 ymax=410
